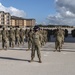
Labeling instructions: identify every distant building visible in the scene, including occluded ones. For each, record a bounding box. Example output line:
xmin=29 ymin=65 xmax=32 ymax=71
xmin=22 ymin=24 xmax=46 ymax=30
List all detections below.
xmin=0 ymin=11 xmax=36 ymax=28
xmin=11 ymin=16 xmax=35 ymax=27
xmin=26 ymin=19 xmax=35 ymax=27
xmin=0 ymin=11 xmax=11 ymax=27
xmin=11 ymin=16 xmax=26 ymax=27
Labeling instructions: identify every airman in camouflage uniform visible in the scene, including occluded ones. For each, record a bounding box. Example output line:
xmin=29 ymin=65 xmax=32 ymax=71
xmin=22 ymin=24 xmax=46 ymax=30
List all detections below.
xmin=26 ymin=28 xmax=33 ymax=51
xmin=61 ymin=29 xmax=65 ymax=44
xmin=30 ymin=26 xmax=42 ymax=63
xmin=43 ymin=29 xmax=47 ymax=44
xmin=39 ymin=28 xmax=43 ymax=47
xmin=9 ymin=27 xmax=15 ymax=48
xmin=1 ymin=27 xmax=8 ymax=49
xmin=19 ymin=28 xmax=25 ymax=45
xmin=15 ymin=28 xmax=20 ymax=46
xmin=25 ymin=28 xmax=29 ymax=42
xmin=54 ymin=28 xmax=64 ymax=52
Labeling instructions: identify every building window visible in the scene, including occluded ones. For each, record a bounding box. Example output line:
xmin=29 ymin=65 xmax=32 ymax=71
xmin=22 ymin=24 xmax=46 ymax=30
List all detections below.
xmin=1 ymin=15 xmax=4 ymax=17
xmin=1 ymin=22 xmax=4 ymax=24
xmin=1 ymin=18 xmax=4 ymax=21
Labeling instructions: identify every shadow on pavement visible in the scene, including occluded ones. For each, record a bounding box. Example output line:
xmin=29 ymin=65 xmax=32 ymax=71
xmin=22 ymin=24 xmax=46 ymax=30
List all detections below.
xmin=41 ymin=50 xmax=54 ymax=51
xmin=41 ymin=49 xmax=75 ymax=52
xmin=9 ymin=48 xmax=28 ymax=51
xmin=0 ymin=56 xmax=30 ymax=62
xmin=61 ymin=50 xmax=75 ymax=52
xmin=0 ymin=56 xmax=39 ymax=63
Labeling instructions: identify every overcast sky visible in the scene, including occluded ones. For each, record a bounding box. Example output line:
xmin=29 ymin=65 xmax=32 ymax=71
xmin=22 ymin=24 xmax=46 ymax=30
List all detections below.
xmin=0 ymin=0 xmax=75 ymax=26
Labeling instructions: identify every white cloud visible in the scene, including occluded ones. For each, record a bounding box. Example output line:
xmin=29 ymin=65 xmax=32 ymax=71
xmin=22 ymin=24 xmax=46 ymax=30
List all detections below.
xmin=47 ymin=0 xmax=75 ymax=25
xmin=42 ymin=22 xmax=46 ymax=25
xmin=0 ymin=3 xmax=26 ymax=17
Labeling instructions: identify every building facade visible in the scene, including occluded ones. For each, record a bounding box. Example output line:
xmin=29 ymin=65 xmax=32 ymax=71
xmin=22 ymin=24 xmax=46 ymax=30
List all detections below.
xmin=11 ymin=16 xmax=35 ymax=27
xmin=0 ymin=11 xmax=36 ymax=28
xmin=26 ymin=19 xmax=35 ymax=27
xmin=0 ymin=11 xmax=11 ymax=27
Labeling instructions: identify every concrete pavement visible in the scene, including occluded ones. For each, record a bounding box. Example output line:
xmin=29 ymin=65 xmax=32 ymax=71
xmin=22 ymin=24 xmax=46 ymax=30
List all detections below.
xmin=0 ymin=41 xmax=75 ymax=75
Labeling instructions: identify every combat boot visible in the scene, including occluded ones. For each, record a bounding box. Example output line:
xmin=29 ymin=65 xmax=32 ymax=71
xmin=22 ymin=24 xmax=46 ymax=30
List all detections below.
xmin=30 ymin=58 xmax=34 ymax=62
xmin=38 ymin=58 xmax=42 ymax=63
xmin=39 ymin=60 xmax=42 ymax=63
xmin=58 ymin=48 xmax=61 ymax=52
xmin=26 ymin=49 xmax=30 ymax=51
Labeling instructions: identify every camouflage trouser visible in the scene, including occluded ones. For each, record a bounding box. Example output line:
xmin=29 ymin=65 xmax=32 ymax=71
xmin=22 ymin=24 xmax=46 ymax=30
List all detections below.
xmin=9 ymin=38 xmax=15 ymax=47
xmin=20 ymin=36 xmax=24 ymax=44
xmin=28 ymin=39 xmax=32 ymax=49
xmin=31 ymin=43 xmax=41 ymax=59
xmin=55 ymin=37 xmax=62 ymax=50
xmin=2 ymin=38 xmax=7 ymax=49
xmin=62 ymin=35 xmax=64 ymax=44
xmin=41 ymin=37 xmax=44 ymax=47
xmin=15 ymin=37 xmax=20 ymax=46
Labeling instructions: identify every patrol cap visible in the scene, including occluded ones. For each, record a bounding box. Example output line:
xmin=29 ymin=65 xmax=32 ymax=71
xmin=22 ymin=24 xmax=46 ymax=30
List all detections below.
xmin=33 ymin=26 xmax=40 ymax=30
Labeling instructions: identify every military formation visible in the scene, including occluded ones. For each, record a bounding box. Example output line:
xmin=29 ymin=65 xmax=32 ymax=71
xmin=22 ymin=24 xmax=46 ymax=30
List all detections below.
xmin=1 ymin=26 xmax=69 ymax=63
xmin=54 ymin=28 xmax=65 ymax=52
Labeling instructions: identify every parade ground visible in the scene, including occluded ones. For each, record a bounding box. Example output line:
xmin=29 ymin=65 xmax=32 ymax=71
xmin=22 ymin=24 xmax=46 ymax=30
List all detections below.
xmin=0 ymin=35 xmax=75 ymax=75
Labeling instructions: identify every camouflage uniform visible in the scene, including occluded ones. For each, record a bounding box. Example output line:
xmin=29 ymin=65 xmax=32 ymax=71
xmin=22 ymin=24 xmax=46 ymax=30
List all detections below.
xmin=39 ymin=29 xmax=44 ymax=47
xmin=25 ymin=28 xmax=29 ymax=42
xmin=15 ymin=28 xmax=20 ymax=46
xmin=30 ymin=26 xmax=42 ymax=63
xmin=9 ymin=27 xmax=15 ymax=48
xmin=19 ymin=28 xmax=25 ymax=45
xmin=54 ymin=28 xmax=64 ymax=52
xmin=61 ymin=29 xmax=65 ymax=44
xmin=1 ymin=27 xmax=8 ymax=49
xmin=43 ymin=29 xmax=47 ymax=44
xmin=27 ymin=28 xmax=33 ymax=51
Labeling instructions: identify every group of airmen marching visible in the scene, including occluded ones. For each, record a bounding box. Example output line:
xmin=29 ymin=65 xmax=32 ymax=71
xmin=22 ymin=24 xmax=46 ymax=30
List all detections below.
xmin=1 ymin=26 xmax=65 ymax=63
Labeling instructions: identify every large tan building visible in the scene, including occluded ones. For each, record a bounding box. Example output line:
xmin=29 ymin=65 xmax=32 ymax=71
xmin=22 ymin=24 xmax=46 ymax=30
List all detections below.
xmin=0 ymin=11 xmax=11 ymax=27
xmin=11 ymin=16 xmax=35 ymax=27
xmin=0 ymin=11 xmax=36 ymax=27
